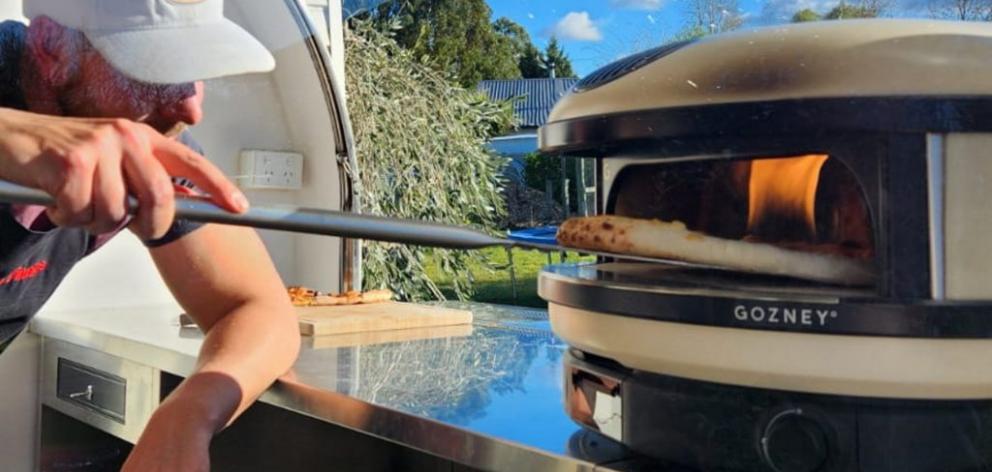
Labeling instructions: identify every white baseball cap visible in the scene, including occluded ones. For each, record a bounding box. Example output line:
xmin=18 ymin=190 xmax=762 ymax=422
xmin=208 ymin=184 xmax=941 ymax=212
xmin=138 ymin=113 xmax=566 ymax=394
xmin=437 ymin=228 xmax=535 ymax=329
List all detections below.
xmin=23 ymin=0 xmax=276 ymax=84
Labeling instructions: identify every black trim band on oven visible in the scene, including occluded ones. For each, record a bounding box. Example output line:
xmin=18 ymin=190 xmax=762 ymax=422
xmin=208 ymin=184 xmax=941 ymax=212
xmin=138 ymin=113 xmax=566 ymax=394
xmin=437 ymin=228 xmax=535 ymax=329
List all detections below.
xmin=538 ymin=271 xmax=992 ymax=339
xmin=539 ymin=97 xmax=992 ymax=156
xmin=565 ymin=352 xmax=992 ymax=471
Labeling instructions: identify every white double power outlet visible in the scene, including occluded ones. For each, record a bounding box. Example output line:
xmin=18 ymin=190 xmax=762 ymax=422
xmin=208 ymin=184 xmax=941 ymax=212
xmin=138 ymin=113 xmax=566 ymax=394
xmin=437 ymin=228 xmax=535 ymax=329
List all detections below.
xmin=238 ymin=150 xmax=304 ymax=190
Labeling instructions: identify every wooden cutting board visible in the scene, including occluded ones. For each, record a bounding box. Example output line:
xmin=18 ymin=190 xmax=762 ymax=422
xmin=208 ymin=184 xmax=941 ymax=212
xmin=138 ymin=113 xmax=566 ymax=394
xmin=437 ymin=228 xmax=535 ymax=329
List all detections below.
xmin=303 ymin=324 xmax=474 ymax=349
xmin=296 ymin=301 xmax=473 ymax=336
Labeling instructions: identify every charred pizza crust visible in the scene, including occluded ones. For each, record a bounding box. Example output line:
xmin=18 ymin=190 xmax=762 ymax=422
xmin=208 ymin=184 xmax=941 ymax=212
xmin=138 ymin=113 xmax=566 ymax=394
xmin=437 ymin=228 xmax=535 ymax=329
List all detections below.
xmin=287 ymin=286 xmax=319 ymax=306
xmin=557 ymin=215 xmax=875 ymax=285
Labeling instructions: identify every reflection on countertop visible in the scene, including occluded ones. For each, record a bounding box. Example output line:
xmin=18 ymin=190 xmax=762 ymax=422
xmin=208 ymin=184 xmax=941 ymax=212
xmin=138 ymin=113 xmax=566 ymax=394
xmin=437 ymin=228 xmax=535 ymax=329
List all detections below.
xmin=287 ymin=302 xmax=574 ymax=453
xmin=31 ymin=301 xmax=650 ymax=471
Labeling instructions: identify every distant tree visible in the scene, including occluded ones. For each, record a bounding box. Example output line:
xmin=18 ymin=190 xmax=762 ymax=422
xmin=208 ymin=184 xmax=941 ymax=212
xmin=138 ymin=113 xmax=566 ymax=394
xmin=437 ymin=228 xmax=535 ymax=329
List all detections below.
xmin=672 ymin=24 xmax=709 ymax=41
xmin=792 ymin=8 xmax=822 ymax=21
xmin=369 ymin=0 xmax=520 ymax=87
xmin=493 ymin=17 xmax=531 ymax=60
xmin=861 ymin=0 xmax=892 ymax=15
xmin=518 ymin=46 xmax=546 ymax=78
xmin=788 ymin=0 xmax=889 ymax=21
xmin=523 ymin=152 xmax=560 ymax=200
xmin=926 ymin=0 xmax=992 ymax=20
xmin=506 ymin=35 xmax=578 ymax=79
xmin=523 ymin=152 xmax=582 ymax=207
xmin=824 ymin=1 xmax=881 ymax=18
xmin=542 ymin=37 xmax=577 ymax=78
xmin=688 ymin=0 xmax=745 ymax=34
xmin=492 ymin=17 xmax=569 ymax=79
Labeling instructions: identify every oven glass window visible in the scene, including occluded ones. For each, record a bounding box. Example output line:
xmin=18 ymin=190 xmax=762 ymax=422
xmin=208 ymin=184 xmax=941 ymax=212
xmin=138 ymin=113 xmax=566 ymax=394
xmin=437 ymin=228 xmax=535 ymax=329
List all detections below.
xmin=611 ymin=155 xmax=874 ymax=262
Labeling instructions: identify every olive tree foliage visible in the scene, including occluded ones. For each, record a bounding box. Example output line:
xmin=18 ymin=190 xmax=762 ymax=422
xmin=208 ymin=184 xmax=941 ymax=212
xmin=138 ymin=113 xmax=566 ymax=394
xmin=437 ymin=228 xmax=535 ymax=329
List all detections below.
xmin=345 ymin=21 xmax=515 ymax=301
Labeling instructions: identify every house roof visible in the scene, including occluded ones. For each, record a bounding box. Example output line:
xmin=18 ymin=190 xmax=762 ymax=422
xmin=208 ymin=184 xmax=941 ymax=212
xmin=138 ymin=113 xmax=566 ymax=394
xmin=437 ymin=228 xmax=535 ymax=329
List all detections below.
xmin=477 ymin=78 xmax=579 ymax=128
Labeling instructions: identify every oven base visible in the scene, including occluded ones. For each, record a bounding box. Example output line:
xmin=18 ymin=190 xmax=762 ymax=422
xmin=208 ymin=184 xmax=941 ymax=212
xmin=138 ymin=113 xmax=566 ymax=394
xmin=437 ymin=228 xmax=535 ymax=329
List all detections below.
xmin=566 ymin=349 xmax=992 ymax=472
xmin=549 ymin=303 xmax=992 ymax=399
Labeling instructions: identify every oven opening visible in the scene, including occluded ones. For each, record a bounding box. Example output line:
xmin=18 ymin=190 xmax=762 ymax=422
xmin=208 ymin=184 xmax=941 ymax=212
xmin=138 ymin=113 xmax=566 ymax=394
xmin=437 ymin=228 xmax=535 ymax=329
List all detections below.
xmin=608 ymin=154 xmax=876 ymax=287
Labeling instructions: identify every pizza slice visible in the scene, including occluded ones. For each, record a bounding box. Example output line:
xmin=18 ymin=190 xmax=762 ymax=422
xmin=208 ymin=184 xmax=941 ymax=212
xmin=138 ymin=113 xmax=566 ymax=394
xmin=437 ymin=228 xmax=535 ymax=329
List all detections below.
xmin=556 ymin=215 xmax=875 ymax=285
xmin=288 ymin=286 xmax=395 ymax=306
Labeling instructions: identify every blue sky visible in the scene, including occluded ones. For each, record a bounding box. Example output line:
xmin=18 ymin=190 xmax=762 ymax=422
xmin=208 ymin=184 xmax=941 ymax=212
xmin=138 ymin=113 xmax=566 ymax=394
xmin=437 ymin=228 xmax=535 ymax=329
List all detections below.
xmin=488 ymin=0 xmax=710 ymax=76
xmin=486 ymin=0 xmax=932 ymax=77
xmin=340 ymin=0 xmax=942 ymax=78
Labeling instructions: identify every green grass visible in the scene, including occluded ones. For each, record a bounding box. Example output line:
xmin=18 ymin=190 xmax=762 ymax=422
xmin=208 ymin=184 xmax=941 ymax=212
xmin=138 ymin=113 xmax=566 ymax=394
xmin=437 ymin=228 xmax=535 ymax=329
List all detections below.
xmin=425 ymin=247 xmax=594 ymax=308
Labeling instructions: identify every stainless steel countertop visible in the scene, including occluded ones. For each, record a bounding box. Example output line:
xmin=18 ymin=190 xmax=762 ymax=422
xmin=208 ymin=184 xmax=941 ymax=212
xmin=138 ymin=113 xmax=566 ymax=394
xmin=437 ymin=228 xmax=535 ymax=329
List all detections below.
xmin=29 ymin=301 xmax=656 ymax=471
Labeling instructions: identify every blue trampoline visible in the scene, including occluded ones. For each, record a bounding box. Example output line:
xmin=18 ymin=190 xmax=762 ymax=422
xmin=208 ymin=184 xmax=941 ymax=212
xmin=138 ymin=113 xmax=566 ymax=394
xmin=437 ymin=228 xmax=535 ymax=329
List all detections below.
xmin=500 ymin=226 xmax=566 ymax=301
xmin=507 ymin=226 xmax=558 ymax=246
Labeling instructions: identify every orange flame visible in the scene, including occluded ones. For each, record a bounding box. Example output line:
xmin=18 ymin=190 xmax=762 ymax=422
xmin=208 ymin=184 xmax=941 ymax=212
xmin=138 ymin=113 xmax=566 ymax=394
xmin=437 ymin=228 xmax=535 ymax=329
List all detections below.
xmin=747 ymin=155 xmax=829 ymax=239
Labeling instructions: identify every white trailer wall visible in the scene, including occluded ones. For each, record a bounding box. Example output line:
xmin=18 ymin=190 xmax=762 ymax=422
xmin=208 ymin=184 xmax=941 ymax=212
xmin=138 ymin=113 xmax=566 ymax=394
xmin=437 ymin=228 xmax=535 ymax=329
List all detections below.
xmin=0 ymin=2 xmax=347 ymax=470
xmin=41 ymin=0 xmax=349 ymax=312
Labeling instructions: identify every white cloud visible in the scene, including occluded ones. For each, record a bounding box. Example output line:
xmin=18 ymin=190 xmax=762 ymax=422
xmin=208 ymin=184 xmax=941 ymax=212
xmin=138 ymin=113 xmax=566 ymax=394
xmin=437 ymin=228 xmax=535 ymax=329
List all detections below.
xmin=527 ymin=12 xmax=535 ymax=19
xmin=549 ymin=11 xmax=603 ymax=41
xmin=610 ymin=0 xmax=664 ymax=10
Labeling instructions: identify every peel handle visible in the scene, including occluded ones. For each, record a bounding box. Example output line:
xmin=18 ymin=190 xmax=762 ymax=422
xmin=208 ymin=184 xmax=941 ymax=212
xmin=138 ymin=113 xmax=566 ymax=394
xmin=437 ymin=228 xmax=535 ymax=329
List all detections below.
xmin=0 ymin=180 xmax=509 ymax=250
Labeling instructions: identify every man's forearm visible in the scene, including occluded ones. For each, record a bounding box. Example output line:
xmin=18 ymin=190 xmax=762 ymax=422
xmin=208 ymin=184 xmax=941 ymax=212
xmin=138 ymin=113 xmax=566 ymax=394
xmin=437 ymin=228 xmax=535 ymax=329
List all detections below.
xmin=169 ymin=301 xmax=300 ymax=432
xmin=134 ymin=225 xmax=298 ymax=469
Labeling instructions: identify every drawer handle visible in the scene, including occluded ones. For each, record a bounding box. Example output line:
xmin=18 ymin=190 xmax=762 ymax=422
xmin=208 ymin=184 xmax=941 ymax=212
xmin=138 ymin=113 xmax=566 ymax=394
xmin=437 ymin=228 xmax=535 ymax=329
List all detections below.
xmin=68 ymin=384 xmax=94 ymax=402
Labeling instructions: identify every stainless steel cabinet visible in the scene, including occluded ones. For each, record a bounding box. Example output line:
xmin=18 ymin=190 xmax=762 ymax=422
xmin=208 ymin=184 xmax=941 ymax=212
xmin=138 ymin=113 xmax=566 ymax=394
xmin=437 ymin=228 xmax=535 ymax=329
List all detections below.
xmin=41 ymin=340 xmax=159 ymax=444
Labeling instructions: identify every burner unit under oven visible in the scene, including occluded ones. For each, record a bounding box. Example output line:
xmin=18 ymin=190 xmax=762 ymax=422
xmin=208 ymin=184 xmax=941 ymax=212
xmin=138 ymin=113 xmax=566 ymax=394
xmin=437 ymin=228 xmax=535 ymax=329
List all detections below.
xmin=537 ymin=19 xmax=992 ymax=472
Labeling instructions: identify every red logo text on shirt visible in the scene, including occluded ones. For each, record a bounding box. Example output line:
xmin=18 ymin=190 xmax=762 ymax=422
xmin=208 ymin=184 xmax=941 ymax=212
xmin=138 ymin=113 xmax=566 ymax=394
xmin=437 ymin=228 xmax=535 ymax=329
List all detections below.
xmin=0 ymin=261 xmax=48 ymax=286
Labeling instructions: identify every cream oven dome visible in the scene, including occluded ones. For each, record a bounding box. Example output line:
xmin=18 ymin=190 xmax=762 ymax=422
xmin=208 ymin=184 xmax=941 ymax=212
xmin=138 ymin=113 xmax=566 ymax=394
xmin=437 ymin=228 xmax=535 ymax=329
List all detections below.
xmin=544 ymin=19 xmax=992 ymax=131
xmin=538 ymin=19 xmax=992 ymax=472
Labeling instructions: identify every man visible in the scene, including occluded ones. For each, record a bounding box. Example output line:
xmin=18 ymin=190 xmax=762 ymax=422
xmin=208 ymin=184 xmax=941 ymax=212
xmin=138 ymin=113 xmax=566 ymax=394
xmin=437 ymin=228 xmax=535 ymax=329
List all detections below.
xmin=0 ymin=0 xmax=300 ymax=470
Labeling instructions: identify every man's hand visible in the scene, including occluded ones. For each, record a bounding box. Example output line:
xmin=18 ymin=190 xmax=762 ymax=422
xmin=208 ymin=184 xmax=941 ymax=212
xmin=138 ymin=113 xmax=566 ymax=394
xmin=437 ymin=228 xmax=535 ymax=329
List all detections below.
xmin=0 ymin=107 xmax=248 ymax=239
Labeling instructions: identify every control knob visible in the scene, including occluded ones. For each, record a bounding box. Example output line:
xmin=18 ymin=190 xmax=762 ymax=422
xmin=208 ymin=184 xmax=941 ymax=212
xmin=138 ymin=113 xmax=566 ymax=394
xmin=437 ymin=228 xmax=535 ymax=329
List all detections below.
xmin=760 ymin=408 xmax=830 ymax=472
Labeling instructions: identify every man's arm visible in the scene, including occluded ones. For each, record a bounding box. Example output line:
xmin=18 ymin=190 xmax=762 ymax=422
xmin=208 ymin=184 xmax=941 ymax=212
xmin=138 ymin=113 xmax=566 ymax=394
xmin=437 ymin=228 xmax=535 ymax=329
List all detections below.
xmin=122 ymin=223 xmax=300 ymax=472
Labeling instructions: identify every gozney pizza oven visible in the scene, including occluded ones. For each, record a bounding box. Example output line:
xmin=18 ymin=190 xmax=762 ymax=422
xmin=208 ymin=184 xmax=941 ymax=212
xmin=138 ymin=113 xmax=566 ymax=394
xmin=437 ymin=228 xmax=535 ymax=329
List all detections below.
xmin=537 ymin=20 xmax=992 ymax=472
